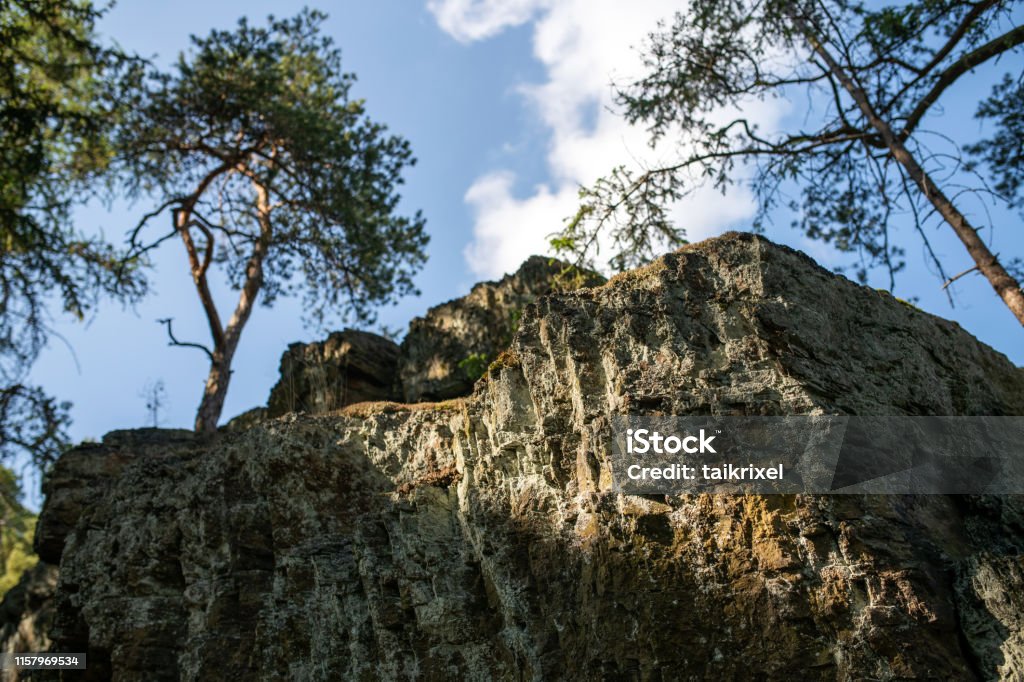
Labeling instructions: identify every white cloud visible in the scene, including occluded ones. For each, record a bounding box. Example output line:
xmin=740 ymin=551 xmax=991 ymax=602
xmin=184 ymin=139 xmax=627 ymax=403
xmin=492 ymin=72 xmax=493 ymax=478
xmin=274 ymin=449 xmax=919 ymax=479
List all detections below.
xmin=462 ymin=172 xmax=575 ymax=275
xmin=426 ymin=0 xmax=547 ymax=43
xmin=429 ymin=0 xmax=789 ymax=279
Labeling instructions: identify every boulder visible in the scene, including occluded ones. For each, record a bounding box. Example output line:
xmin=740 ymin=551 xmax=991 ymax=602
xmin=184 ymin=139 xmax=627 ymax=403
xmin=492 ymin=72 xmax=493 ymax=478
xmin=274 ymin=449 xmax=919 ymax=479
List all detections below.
xmin=31 ymin=233 xmax=1024 ymax=680
xmin=265 ymin=330 xmax=400 ymax=417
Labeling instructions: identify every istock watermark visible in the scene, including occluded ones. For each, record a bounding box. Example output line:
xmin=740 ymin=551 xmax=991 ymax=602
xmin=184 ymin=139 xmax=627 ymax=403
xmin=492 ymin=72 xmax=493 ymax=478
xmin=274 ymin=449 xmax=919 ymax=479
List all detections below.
xmin=625 ymin=428 xmax=718 ymax=455
xmin=609 ymin=416 xmax=1024 ymax=494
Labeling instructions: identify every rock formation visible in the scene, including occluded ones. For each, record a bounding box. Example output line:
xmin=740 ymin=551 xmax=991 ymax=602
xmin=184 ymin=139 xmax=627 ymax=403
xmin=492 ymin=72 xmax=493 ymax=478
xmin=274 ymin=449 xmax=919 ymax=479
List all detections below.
xmin=397 ymin=255 xmax=604 ymax=402
xmin=253 ymin=256 xmax=601 ymax=421
xmin=265 ymin=330 xmax=401 ymax=418
xmin=27 ymin=234 xmax=1024 ymax=680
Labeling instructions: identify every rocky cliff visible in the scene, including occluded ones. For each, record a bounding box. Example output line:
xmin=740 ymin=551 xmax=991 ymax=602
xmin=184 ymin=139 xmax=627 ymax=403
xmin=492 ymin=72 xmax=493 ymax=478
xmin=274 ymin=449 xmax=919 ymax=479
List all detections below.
xmin=255 ymin=256 xmax=603 ymax=419
xmin=397 ymin=255 xmax=604 ymax=402
xmin=30 ymin=233 xmax=1024 ymax=680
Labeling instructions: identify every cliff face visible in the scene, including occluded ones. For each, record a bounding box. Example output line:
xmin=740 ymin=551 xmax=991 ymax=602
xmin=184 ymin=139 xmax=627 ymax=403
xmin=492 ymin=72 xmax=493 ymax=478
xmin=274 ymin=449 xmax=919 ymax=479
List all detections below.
xmin=33 ymin=233 xmax=1024 ymax=680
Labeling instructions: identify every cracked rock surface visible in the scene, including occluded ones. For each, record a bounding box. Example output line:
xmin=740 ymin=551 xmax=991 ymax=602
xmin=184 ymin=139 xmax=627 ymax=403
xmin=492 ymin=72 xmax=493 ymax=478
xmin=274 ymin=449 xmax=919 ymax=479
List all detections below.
xmin=32 ymin=233 xmax=1024 ymax=680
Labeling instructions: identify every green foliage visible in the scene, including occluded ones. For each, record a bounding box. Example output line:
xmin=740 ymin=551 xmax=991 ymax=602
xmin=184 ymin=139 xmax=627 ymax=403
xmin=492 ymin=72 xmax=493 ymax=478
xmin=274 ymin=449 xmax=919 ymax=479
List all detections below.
xmin=114 ymin=9 xmax=429 ymax=430
xmin=0 ymin=466 xmax=37 ymax=596
xmin=556 ymin=0 xmax=1023 ymax=297
xmin=966 ymin=75 xmax=1024 ymax=214
xmin=119 ymin=9 xmax=428 ymax=328
xmin=458 ymin=352 xmax=490 ymax=381
xmin=0 ymin=385 xmax=70 ymax=466
xmin=0 ymin=0 xmax=145 ymax=468
xmin=462 ymin=304 xmax=535 ymax=381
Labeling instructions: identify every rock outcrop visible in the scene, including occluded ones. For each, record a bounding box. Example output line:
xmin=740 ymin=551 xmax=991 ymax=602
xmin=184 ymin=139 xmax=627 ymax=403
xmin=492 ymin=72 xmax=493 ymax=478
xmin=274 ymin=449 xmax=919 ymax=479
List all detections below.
xmin=32 ymin=234 xmax=1024 ymax=680
xmin=249 ymin=256 xmax=600 ymax=422
xmin=265 ymin=330 xmax=401 ymax=418
xmin=398 ymin=255 xmax=604 ymax=402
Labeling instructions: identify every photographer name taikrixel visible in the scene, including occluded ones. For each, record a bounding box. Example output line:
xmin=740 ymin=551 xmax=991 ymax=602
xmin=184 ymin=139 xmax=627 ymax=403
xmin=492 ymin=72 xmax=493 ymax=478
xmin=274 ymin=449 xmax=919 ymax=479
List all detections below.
xmin=610 ymin=416 xmax=1024 ymax=495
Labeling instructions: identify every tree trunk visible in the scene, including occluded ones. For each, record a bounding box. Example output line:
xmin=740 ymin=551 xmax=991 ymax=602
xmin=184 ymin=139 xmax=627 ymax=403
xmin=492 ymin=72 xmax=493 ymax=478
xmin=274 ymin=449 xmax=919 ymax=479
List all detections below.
xmin=190 ymin=180 xmax=273 ymax=435
xmin=799 ymin=17 xmax=1024 ymax=327
xmin=885 ymin=144 xmax=1024 ymax=326
xmin=194 ymin=348 xmax=235 ymax=435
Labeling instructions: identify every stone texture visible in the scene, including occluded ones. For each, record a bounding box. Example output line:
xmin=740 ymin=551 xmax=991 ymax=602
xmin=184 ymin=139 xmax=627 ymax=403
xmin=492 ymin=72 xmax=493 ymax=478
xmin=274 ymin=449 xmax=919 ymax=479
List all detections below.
xmin=265 ymin=330 xmax=400 ymax=418
xmin=398 ymin=255 xmax=605 ymax=402
xmin=31 ymin=233 xmax=1024 ymax=680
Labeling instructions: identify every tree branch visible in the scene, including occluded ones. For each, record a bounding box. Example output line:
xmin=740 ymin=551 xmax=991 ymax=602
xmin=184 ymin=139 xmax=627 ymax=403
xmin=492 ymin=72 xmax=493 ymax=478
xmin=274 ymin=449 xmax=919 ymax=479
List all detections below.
xmin=185 ymin=217 xmax=216 ymax=279
xmin=173 ymin=160 xmax=239 ymax=351
xmin=916 ymin=0 xmax=1001 ymax=78
xmin=900 ymin=23 xmax=1024 ymax=138
xmin=157 ymin=318 xmax=214 ymax=361
xmin=792 ymin=9 xmax=1024 ymax=325
xmin=221 ymin=180 xmax=272 ymax=353
xmin=942 ymin=264 xmax=981 ymax=290
xmin=127 ymin=195 xmax=186 ymax=248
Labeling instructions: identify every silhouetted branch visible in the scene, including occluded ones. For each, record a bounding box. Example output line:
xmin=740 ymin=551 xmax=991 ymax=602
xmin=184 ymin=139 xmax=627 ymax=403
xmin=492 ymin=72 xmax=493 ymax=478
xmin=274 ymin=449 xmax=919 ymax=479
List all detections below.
xmin=157 ymin=318 xmax=214 ymax=361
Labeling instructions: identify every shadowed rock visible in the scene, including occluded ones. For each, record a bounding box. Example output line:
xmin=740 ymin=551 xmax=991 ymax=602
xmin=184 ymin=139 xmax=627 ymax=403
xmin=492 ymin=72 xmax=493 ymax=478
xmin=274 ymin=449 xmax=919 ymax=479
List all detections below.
xmin=265 ymin=330 xmax=401 ymax=417
xmin=0 ymin=561 xmax=58 ymax=679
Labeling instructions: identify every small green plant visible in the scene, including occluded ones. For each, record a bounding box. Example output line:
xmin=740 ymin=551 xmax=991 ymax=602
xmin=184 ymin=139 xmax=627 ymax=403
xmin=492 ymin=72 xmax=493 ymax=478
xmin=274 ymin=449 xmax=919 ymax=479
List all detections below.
xmin=548 ymin=259 xmax=606 ymax=293
xmin=458 ymin=352 xmax=490 ymax=381
xmin=488 ymin=350 xmax=522 ymax=376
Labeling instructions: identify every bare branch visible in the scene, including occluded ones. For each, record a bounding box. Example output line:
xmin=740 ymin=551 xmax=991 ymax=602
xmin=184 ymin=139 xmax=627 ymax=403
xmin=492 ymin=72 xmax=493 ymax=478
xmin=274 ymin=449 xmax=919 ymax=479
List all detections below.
xmin=125 ymin=228 xmax=178 ymax=260
xmin=157 ymin=318 xmax=214 ymax=361
xmin=900 ymin=24 xmax=1024 ymax=138
xmin=942 ymin=264 xmax=981 ymax=290
xmin=883 ymin=0 xmax=1002 ymax=113
xmin=128 ymin=195 xmax=186 ymax=248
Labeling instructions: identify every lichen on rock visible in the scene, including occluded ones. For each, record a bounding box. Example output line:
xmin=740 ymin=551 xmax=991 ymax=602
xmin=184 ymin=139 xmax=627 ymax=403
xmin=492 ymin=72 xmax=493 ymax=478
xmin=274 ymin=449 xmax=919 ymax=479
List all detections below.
xmin=398 ymin=255 xmax=605 ymax=402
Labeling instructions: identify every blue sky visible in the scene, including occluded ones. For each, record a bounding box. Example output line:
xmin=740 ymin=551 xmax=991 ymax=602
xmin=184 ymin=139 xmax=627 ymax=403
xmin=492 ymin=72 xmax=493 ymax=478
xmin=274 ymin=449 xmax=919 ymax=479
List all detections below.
xmin=22 ymin=1 xmax=1023 ymax=501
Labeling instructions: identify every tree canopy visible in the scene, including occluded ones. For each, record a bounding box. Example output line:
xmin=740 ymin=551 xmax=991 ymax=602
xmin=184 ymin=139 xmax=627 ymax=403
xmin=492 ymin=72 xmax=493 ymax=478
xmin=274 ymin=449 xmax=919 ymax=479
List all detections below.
xmin=555 ymin=0 xmax=1024 ymax=326
xmin=1 ymin=0 xmax=144 ymax=468
xmin=119 ymin=10 xmax=428 ymax=433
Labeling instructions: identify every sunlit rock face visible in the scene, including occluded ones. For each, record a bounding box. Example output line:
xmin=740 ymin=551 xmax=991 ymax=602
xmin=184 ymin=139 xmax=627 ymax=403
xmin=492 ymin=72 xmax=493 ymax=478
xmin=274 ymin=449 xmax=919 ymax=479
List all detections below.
xmin=32 ymin=234 xmax=1024 ymax=680
xmin=398 ymin=254 xmax=604 ymax=403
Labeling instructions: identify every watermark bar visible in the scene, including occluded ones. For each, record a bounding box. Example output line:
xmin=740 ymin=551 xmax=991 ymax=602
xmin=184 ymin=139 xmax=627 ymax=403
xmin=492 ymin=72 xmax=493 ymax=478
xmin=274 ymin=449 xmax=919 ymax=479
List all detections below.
xmin=0 ymin=653 xmax=87 ymax=670
xmin=609 ymin=416 xmax=1024 ymax=494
